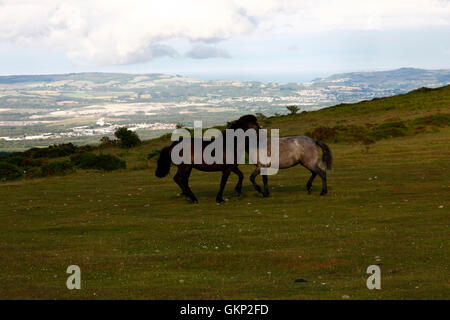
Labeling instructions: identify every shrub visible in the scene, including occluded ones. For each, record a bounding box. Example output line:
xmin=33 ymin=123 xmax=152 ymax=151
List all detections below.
xmin=77 ymin=145 xmax=96 ymax=153
xmin=147 ymin=150 xmax=160 ymax=160
xmin=0 ymin=162 xmax=23 ymax=181
xmin=2 ymin=155 xmax=27 ymax=166
xmin=24 ymin=167 xmax=42 ymax=179
xmin=70 ymin=153 xmax=126 ymax=171
xmin=306 ymin=126 xmax=338 ymax=142
xmin=23 ymin=143 xmax=78 ymax=159
xmin=373 ymin=122 xmax=408 ymax=140
xmin=20 ymin=158 xmax=46 ymax=168
xmin=40 ymin=161 xmax=75 ymax=177
xmin=412 ymin=114 xmax=450 ymax=127
xmin=334 ymin=124 xmax=371 ymax=143
xmin=114 ymin=127 xmax=141 ymax=148
xmin=255 ymin=113 xmax=268 ymax=121
xmin=99 ymin=136 xmax=118 ymax=147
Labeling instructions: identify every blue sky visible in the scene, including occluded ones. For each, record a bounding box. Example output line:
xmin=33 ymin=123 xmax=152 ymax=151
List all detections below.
xmin=0 ymin=0 xmax=449 ymax=82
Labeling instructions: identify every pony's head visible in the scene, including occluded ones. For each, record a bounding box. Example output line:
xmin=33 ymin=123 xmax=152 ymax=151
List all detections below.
xmin=227 ymin=114 xmax=260 ymax=131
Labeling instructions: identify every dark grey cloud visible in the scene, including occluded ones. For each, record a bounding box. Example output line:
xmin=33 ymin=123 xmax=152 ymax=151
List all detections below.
xmin=185 ymin=44 xmax=231 ymax=59
xmin=121 ymin=44 xmax=179 ymax=65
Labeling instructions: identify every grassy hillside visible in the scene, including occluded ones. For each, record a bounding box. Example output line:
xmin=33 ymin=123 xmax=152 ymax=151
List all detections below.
xmin=0 ymin=86 xmax=449 ymax=299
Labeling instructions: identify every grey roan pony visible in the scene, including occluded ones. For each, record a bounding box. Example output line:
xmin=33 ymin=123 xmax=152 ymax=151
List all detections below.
xmin=250 ymin=136 xmax=333 ymax=197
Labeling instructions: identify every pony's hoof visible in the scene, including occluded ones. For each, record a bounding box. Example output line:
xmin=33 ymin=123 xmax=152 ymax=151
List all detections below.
xmin=192 ymin=199 xmax=199 ymax=204
xmin=263 ymin=192 xmax=270 ymax=198
xmin=216 ymin=198 xmax=225 ymax=204
xmin=320 ymin=191 xmax=327 ymax=196
xmin=235 ymin=190 xmax=242 ymax=196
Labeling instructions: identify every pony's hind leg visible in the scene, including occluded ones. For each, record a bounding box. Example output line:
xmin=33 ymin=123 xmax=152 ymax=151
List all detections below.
xmin=306 ymin=171 xmax=317 ymax=194
xmin=262 ymin=174 xmax=269 ymax=197
xmin=231 ymin=167 xmax=244 ymax=196
xmin=182 ymin=166 xmax=198 ymax=203
xmin=314 ymin=165 xmax=327 ymax=196
xmin=216 ymin=168 xmax=231 ymax=203
xmin=174 ymin=168 xmax=188 ymax=196
xmin=181 ymin=165 xmax=192 ymax=195
xmin=250 ymin=167 xmax=264 ymax=195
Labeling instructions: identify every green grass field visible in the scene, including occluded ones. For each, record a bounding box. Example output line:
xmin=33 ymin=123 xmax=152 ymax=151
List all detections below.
xmin=0 ymin=87 xmax=449 ymax=299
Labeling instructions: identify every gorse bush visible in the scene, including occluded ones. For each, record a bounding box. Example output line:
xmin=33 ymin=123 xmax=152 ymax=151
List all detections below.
xmin=20 ymin=158 xmax=47 ymax=168
xmin=334 ymin=124 xmax=372 ymax=142
xmin=70 ymin=153 xmax=126 ymax=171
xmin=306 ymin=126 xmax=338 ymax=141
xmin=40 ymin=161 xmax=75 ymax=177
xmin=21 ymin=143 xmax=78 ymax=159
xmin=2 ymin=155 xmax=45 ymax=168
xmin=255 ymin=113 xmax=268 ymax=121
xmin=99 ymin=136 xmax=119 ymax=147
xmin=0 ymin=162 xmax=23 ymax=181
xmin=147 ymin=150 xmax=160 ymax=160
xmin=114 ymin=127 xmax=141 ymax=148
xmin=373 ymin=122 xmax=408 ymax=140
xmin=412 ymin=114 xmax=450 ymax=127
xmin=1 ymin=155 xmax=28 ymax=167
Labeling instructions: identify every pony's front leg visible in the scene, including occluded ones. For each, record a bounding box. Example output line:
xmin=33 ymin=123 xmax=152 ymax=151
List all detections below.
xmin=231 ymin=167 xmax=244 ymax=196
xmin=216 ymin=169 xmax=231 ymax=203
xmin=250 ymin=167 xmax=264 ymax=195
xmin=175 ymin=165 xmax=198 ymax=203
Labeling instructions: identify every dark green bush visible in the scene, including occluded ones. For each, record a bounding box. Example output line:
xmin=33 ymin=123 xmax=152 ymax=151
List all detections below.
xmin=373 ymin=121 xmax=408 ymax=140
xmin=334 ymin=124 xmax=371 ymax=142
xmin=40 ymin=161 xmax=75 ymax=177
xmin=99 ymin=136 xmax=119 ymax=147
xmin=412 ymin=114 xmax=450 ymax=127
xmin=0 ymin=162 xmax=23 ymax=181
xmin=306 ymin=126 xmax=338 ymax=142
xmin=2 ymin=155 xmax=27 ymax=166
xmin=147 ymin=150 xmax=160 ymax=160
xmin=255 ymin=113 xmax=268 ymax=121
xmin=114 ymin=127 xmax=141 ymax=148
xmin=70 ymin=153 xmax=126 ymax=171
xmin=22 ymin=143 xmax=78 ymax=159
xmin=24 ymin=167 xmax=42 ymax=179
xmin=3 ymin=156 xmax=45 ymax=168
xmin=20 ymin=158 xmax=46 ymax=168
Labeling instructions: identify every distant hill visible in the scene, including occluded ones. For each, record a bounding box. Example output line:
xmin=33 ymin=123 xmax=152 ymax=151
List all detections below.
xmin=0 ymin=72 xmax=169 ymax=84
xmin=312 ymin=67 xmax=450 ymax=90
xmin=0 ymin=68 xmax=449 ymax=151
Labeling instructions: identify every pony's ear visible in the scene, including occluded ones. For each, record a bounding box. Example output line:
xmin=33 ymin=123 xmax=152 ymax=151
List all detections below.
xmin=227 ymin=120 xmax=237 ymax=129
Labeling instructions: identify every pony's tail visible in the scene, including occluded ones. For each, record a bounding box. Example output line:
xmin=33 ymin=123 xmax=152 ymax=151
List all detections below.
xmin=155 ymin=146 xmax=172 ymax=178
xmin=315 ymin=140 xmax=333 ymax=170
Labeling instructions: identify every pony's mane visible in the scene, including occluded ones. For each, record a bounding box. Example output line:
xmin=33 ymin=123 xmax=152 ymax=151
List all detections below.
xmin=226 ymin=114 xmax=258 ymax=129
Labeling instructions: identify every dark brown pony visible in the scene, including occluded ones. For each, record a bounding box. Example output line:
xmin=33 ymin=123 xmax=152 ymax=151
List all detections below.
xmin=155 ymin=115 xmax=260 ymax=203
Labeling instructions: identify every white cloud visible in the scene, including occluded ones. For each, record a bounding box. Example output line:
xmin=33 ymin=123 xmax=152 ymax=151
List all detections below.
xmin=0 ymin=0 xmax=449 ymax=65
